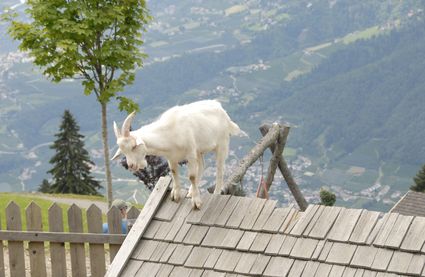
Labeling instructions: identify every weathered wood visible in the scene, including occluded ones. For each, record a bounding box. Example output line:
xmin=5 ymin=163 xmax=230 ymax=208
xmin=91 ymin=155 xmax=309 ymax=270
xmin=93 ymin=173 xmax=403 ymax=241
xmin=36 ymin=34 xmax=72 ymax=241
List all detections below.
xmin=350 ymin=245 xmax=378 ymax=269
xmin=108 ymin=206 xmax=122 ymax=261
xmin=183 ymin=225 xmax=209 ymax=245
xmin=202 ymin=227 xmax=229 ymax=247
xmin=289 ymin=238 xmax=319 ymax=260
xmin=384 ymin=214 xmax=413 ymax=249
xmin=325 ymin=242 xmax=357 ymax=265
xmin=239 ymin=198 xmax=267 ymax=230
xmin=234 ymin=253 xmax=257 ymax=274
xmin=0 ymin=214 xmax=4 ymax=277
xmin=214 ymin=197 xmax=240 ymax=227
xmin=258 ymin=127 xmax=288 ymax=198
xmin=214 ymin=250 xmax=242 ymax=272
xmin=327 ymin=208 xmax=362 ymax=242
xmin=199 ymin=195 xmax=231 ymax=226
xmin=400 ymin=216 xmax=425 ymax=252
xmin=264 ymin=234 xmax=286 ymax=255
xmin=252 ymin=200 xmax=277 ymax=231
xmin=287 ymin=260 xmax=306 ymax=277
xmin=0 ymin=230 xmax=125 ymax=244
xmin=259 ymin=124 xmax=308 ymax=211
xmin=249 ymin=233 xmax=272 ymax=253
xmin=26 ymin=202 xmax=47 ymax=277
xmin=185 ymin=247 xmax=211 ymax=268
xmin=308 ymin=206 xmax=342 ymax=239
xmin=127 ymin=206 xmax=140 ymax=220
xmin=203 ymin=248 xmax=222 ymax=269
xmin=249 ymin=255 xmax=271 ymax=276
xmin=48 ymin=203 xmax=66 ymax=277
xmin=236 ymin=231 xmax=257 ymax=251
xmin=349 ymin=210 xmax=381 ymax=244
xmin=386 ymin=251 xmax=413 ymax=274
xmin=6 ymin=201 xmax=25 ymax=277
xmin=106 ymin=176 xmax=172 ymax=277
xmin=222 ymin=123 xmax=281 ymax=195
xmin=220 ymin=229 xmax=244 ymax=249
xmin=87 ymin=204 xmax=106 ymax=277
xmin=300 ymin=261 xmax=319 ymax=277
xmin=68 ymin=204 xmax=87 ymax=277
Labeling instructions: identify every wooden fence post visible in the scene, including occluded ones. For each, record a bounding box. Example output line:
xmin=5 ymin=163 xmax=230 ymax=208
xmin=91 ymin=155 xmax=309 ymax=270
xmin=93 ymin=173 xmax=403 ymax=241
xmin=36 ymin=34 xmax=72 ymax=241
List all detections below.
xmin=68 ymin=204 xmax=87 ymax=277
xmin=26 ymin=202 xmax=47 ymax=277
xmin=127 ymin=206 xmax=140 ymax=220
xmin=6 ymin=201 xmax=25 ymax=277
xmin=0 ymin=214 xmax=5 ymax=277
xmin=48 ymin=203 xmax=67 ymax=277
xmin=107 ymin=207 xmax=122 ymax=261
xmin=259 ymin=124 xmax=308 ymax=211
xmin=87 ymin=204 xmax=106 ymax=277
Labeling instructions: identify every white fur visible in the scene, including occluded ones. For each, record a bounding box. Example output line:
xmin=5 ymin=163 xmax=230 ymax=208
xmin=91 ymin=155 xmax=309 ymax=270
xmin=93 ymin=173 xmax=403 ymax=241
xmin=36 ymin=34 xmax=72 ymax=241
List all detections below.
xmin=112 ymin=100 xmax=242 ymax=209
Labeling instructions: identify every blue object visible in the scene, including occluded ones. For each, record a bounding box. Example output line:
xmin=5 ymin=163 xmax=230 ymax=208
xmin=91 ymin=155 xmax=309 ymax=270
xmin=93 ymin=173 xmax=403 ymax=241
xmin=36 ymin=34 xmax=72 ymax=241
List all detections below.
xmin=102 ymin=219 xmax=128 ymax=234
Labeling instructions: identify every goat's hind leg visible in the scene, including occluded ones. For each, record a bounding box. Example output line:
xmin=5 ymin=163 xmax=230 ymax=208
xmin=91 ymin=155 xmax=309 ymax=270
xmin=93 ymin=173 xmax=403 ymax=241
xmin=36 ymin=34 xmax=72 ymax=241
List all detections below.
xmin=214 ymin=143 xmax=228 ymax=194
xmin=169 ymin=161 xmax=181 ymax=202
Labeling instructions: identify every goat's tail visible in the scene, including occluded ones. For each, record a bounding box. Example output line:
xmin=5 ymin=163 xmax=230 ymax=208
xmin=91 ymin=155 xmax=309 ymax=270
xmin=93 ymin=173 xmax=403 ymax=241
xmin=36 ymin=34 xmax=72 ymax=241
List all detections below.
xmin=229 ymin=121 xmax=248 ymax=137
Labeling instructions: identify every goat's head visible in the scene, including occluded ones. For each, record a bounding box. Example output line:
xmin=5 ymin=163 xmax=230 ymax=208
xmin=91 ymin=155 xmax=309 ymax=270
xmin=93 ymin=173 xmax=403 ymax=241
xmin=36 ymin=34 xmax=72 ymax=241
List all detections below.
xmin=111 ymin=111 xmax=148 ymax=171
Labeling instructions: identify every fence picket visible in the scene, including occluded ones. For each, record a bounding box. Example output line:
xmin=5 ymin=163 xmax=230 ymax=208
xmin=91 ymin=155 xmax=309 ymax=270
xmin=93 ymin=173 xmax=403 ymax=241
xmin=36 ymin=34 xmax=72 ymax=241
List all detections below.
xmin=127 ymin=206 xmax=140 ymax=219
xmin=48 ymin=203 xmax=67 ymax=277
xmin=87 ymin=204 xmax=106 ymax=277
xmin=0 ymin=214 xmax=5 ymax=277
xmin=6 ymin=201 xmax=25 ymax=277
xmin=68 ymin=204 xmax=87 ymax=277
xmin=107 ymin=207 xmax=122 ymax=261
xmin=26 ymin=202 xmax=47 ymax=277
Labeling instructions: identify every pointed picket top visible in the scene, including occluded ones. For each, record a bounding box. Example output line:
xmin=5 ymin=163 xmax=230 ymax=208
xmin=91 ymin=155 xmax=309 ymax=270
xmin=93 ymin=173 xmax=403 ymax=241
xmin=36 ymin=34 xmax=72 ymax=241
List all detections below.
xmin=87 ymin=204 xmax=102 ymax=217
xmin=127 ymin=206 xmax=140 ymax=220
xmin=107 ymin=206 xmax=122 ymax=234
xmin=26 ymin=201 xmax=43 ymax=231
xmin=6 ymin=201 xmax=22 ymax=230
xmin=48 ymin=203 xmax=64 ymax=232
xmin=68 ymin=203 xmax=83 ymax=233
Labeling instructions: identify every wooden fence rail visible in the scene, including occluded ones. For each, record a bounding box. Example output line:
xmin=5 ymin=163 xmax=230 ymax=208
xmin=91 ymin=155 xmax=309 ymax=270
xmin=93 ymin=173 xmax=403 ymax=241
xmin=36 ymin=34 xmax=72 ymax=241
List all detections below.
xmin=0 ymin=201 xmax=140 ymax=277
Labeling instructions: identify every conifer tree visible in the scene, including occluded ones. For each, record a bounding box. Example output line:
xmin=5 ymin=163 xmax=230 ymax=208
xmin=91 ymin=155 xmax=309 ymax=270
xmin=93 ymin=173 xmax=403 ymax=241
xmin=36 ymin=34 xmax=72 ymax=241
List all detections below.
xmin=48 ymin=110 xmax=102 ymax=195
xmin=38 ymin=179 xmax=51 ymax=193
xmin=411 ymin=164 xmax=425 ymax=192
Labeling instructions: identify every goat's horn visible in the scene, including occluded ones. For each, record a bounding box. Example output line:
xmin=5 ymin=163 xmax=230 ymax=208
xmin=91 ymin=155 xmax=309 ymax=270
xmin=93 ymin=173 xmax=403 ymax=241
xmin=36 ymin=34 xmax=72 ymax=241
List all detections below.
xmin=122 ymin=111 xmax=136 ymax=137
xmin=113 ymin=121 xmax=121 ymax=138
xmin=111 ymin=148 xmax=122 ymax=161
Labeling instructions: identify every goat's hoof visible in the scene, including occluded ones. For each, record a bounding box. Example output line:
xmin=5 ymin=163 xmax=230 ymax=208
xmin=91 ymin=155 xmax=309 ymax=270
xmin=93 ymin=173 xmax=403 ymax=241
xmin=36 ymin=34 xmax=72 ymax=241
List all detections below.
xmin=213 ymin=189 xmax=222 ymax=195
xmin=191 ymin=197 xmax=202 ymax=210
xmin=186 ymin=190 xmax=193 ymax=198
xmin=171 ymin=188 xmax=181 ymax=202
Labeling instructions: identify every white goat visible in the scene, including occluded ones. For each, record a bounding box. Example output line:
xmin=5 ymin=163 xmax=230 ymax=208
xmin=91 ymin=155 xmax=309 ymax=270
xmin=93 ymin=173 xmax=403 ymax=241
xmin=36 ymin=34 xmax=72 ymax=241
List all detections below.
xmin=112 ymin=100 xmax=242 ymax=209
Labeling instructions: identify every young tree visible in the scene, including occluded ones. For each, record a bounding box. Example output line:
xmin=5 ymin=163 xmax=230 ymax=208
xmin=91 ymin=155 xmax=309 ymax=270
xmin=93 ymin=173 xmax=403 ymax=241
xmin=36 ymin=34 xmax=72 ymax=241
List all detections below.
xmin=38 ymin=179 xmax=51 ymax=193
xmin=319 ymin=188 xmax=336 ymax=206
xmin=411 ymin=164 xmax=425 ymax=192
xmin=48 ymin=110 xmax=102 ymax=195
xmin=6 ymin=0 xmax=150 ymax=206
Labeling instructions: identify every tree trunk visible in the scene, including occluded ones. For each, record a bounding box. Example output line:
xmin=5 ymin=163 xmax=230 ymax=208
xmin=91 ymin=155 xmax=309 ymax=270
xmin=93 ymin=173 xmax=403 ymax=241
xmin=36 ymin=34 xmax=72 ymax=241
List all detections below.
xmin=101 ymin=102 xmax=113 ymax=208
xmin=222 ymin=123 xmax=281 ymax=196
xmin=259 ymin=124 xmax=308 ymax=211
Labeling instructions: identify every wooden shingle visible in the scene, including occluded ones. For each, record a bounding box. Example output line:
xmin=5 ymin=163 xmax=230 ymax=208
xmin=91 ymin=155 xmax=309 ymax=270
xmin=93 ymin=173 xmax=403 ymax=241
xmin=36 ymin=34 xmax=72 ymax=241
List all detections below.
xmin=202 ymin=227 xmax=229 ymax=247
xmin=314 ymin=263 xmax=332 ymax=276
xmin=156 ymin=264 xmax=174 ymax=277
xmin=287 ymin=260 xmax=306 ymax=277
xmin=236 ymin=231 xmax=257 ymax=251
xmin=400 ymin=216 xmax=425 ymax=252
xmin=370 ymin=248 xmax=394 ymax=271
xmin=142 ymin=219 xmax=161 ymax=239
xmin=308 ymin=206 xmax=342 ymax=239
xmin=249 ymin=255 xmax=271 ymax=275
xmin=386 ymin=251 xmax=413 ymax=275
xmin=199 ymin=195 xmax=231 ymax=226
xmin=220 ymin=229 xmax=244 ymax=249
xmin=225 ymin=197 xmax=252 ymax=228
xmin=328 ymin=265 xmax=346 ymax=277
xmin=290 ymin=205 xmax=321 ymax=236
xmin=328 ymin=208 xmax=362 ymax=242
xmin=249 ymin=232 xmax=272 ymax=253
xmin=185 ymin=247 xmax=211 ymax=269
xmin=264 ymin=234 xmax=286 ymax=255
xmin=349 ymin=210 xmax=381 ymax=244
xmin=373 ymin=213 xmax=399 ymax=247
xmin=263 ymin=256 xmax=294 ymax=277
xmin=203 ymin=249 xmax=223 ymax=269
xmin=262 ymin=208 xmax=293 ymax=233
xmin=350 ymin=245 xmax=378 ymax=269
xmin=214 ymin=197 xmax=241 ymax=227
xmin=170 ymin=266 xmax=192 ymax=277
xmin=183 ymin=225 xmax=209 ymax=245
xmin=214 ymin=250 xmax=242 ymax=272
xmin=278 ymin=235 xmax=297 ymax=256
xmin=406 ymin=254 xmax=425 ymax=276
xmin=239 ymin=198 xmax=267 ymax=230
xmin=290 ymin=238 xmax=319 ymax=260
xmin=186 ymin=194 xmax=213 ymax=224
xmin=136 ymin=262 xmax=161 ymax=276
xmin=301 ymin=261 xmax=319 ymax=276
xmin=326 ymin=242 xmax=356 ymax=265
xmin=160 ymin=243 xmax=178 ymax=263
xmin=150 ymin=241 xmax=169 ymax=262
xmin=168 ymin=244 xmax=193 ymax=265
xmin=252 ymin=200 xmax=277 ymax=231
xmin=133 ymin=240 xmax=159 ymax=260
xmin=383 ymin=214 xmax=413 ymax=249
xmin=233 ymin=253 xmax=257 ymax=274
xmin=154 ymin=189 xmax=187 ymax=221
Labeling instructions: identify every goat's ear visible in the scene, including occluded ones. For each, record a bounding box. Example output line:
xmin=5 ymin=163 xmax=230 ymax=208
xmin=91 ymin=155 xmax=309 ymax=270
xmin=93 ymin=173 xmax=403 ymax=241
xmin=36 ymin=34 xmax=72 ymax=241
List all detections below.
xmin=122 ymin=111 xmax=136 ymax=137
xmin=111 ymin=148 xmax=122 ymax=161
xmin=113 ymin=121 xmax=121 ymax=138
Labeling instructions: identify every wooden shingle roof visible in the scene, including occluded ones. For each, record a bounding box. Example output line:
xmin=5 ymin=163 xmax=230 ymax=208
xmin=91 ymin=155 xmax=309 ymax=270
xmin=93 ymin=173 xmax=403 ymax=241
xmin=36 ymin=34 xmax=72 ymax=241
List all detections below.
xmin=391 ymin=190 xmax=425 ymax=217
xmin=107 ymin=177 xmax=425 ymax=276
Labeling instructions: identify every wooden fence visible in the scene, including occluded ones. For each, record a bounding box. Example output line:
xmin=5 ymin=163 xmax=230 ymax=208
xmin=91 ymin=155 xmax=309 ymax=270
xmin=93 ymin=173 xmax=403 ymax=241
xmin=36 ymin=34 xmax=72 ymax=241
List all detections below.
xmin=0 ymin=201 xmax=140 ymax=277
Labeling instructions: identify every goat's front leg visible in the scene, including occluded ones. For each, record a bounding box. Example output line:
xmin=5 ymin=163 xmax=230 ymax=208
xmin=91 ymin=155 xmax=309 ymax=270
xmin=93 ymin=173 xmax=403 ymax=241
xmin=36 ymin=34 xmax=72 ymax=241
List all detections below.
xmin=169 ymin=161 xmax=181 ymax=202
xmin=188 ymin=159 xmax=202 ymax=209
